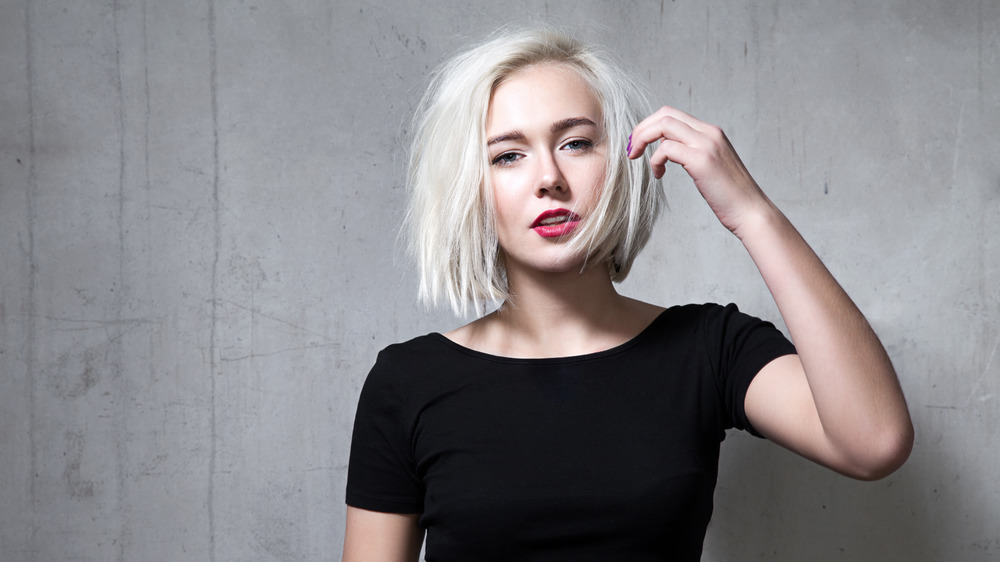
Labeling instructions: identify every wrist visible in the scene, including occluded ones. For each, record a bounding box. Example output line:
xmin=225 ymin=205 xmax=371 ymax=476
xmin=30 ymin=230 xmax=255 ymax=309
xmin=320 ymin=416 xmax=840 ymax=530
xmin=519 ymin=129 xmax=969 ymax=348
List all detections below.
xmin=732 ymin=197 xmax=787 ymax=244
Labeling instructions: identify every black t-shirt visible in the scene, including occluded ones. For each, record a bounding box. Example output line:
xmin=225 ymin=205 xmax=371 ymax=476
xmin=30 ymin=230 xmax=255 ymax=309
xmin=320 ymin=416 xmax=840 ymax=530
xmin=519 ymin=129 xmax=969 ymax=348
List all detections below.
xmin=346 ymin=303 xmax=796 ymax=561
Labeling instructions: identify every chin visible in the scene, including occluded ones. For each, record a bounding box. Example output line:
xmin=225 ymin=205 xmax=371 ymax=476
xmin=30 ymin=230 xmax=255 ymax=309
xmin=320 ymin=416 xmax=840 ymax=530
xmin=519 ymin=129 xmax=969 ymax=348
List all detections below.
xmin=510 ymin=251 xmax=594 ymax=276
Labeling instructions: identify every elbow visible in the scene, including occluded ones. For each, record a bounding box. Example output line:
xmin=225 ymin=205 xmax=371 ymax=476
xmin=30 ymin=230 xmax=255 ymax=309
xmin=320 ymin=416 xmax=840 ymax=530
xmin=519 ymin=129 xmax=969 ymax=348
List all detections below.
xmin=848 ymin=419 xmax=915 ymax=482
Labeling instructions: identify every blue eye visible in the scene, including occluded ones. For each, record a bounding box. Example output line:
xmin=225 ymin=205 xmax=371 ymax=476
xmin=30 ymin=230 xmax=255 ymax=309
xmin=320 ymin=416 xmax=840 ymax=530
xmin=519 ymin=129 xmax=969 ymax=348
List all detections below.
xmin=492 ymin=152 xmax=522 ymax=166
xmin=563 ymin=139 xmax=593 ymax=152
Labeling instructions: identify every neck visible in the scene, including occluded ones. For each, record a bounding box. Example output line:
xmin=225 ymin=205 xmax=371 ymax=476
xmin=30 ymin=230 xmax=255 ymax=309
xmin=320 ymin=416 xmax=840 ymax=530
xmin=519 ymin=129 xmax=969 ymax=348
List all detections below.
xmin=501 ymin=260 xmax=621 ymax=326
xmin=446 ymin=257 xmax=664 ymax=358
xmin=480 ymin=259 xmax=650 ymax=357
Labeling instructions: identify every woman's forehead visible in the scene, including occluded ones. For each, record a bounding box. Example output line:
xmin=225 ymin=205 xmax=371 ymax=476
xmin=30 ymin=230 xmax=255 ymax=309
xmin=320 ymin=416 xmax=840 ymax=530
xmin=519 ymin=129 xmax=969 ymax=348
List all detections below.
xmin=487 ymin=63 xmax=602 ymax=134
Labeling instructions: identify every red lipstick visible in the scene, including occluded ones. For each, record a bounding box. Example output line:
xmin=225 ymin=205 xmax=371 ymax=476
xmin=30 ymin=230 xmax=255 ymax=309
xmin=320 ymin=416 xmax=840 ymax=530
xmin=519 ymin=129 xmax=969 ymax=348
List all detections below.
xmin=531 ymin=208 xmax=582 ymax=238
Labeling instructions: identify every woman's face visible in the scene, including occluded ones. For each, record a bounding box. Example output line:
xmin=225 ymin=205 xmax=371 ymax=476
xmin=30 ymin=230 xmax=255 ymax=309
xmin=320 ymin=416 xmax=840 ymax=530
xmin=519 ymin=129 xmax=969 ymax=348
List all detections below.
xmin=485 ymin=63 xmax=607 ymax=275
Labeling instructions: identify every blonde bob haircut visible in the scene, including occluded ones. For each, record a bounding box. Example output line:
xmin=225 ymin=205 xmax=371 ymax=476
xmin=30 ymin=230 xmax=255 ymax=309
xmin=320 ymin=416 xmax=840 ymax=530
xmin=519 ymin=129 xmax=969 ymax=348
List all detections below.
xmin=407 ymin=28 xmax=662 ymax=316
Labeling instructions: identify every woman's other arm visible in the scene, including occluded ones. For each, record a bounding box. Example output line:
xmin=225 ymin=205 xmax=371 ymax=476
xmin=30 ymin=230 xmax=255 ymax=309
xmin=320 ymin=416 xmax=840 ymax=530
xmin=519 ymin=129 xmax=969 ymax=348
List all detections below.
xmin=735 ymin=206 xmax=913 ymax=480
xmin=343 ymin=506 xmax=423 ymax=562
xmin=628 ymin=106 xmax=914 ymax=480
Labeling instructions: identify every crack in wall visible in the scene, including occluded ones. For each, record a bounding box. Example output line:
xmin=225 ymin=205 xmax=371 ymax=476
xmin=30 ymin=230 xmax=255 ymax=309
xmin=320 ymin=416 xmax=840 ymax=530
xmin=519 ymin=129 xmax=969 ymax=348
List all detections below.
xmin=23 ymin=0 xmax=39 ymax=556
xmin=112 ymin=2 xmax=129 ymax=559
xmin=207 ymin=0 xmax=220 ymax=560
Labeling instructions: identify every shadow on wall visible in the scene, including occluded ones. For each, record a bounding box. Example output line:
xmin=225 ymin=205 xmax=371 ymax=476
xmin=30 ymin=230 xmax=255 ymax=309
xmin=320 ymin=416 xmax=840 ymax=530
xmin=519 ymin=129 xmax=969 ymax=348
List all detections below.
xmin=705 ymin=431 xmax=966 ymax=562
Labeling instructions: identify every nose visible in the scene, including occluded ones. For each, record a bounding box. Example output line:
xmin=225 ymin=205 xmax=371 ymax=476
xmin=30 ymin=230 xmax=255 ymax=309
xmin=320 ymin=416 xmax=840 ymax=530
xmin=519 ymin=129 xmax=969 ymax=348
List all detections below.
xmin=534 ymin=151 xmax=568 ymax=198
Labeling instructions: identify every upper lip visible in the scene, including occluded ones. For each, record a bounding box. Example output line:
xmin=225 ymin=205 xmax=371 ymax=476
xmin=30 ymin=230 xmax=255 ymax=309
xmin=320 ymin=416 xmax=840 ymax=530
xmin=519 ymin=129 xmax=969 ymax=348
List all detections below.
xmin=530 ymin=208 xmax=582 ymax=228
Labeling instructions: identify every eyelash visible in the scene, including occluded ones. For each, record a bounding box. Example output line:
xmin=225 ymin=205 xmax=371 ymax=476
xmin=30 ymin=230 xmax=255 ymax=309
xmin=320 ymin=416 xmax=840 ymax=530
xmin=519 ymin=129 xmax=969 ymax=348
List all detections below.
xmin=490 ymin=139 xmax=594 ymax=167
xmin=491 ymin=152 xmax=522 ymax=167
xmin=562 ymin=139 xmax=592 ymax=152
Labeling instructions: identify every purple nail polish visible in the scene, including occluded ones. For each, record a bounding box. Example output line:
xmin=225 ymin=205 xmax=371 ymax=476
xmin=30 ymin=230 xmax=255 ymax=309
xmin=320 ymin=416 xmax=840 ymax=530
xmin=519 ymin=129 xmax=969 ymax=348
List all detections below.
xmin=626 ymin=134 xmax=632 ymax=154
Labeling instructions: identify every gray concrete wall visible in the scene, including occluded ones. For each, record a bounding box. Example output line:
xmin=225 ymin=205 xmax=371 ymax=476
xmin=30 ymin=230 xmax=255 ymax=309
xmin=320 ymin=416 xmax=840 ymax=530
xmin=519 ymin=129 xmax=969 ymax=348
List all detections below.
xmin=1 ymin=0 xmax=996 ymax=560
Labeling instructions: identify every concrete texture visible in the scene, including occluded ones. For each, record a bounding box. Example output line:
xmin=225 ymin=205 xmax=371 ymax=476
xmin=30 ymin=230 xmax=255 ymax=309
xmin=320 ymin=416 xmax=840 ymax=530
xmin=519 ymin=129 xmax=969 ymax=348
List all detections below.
xmin=1 ymin=0 xmax=997 ymax=560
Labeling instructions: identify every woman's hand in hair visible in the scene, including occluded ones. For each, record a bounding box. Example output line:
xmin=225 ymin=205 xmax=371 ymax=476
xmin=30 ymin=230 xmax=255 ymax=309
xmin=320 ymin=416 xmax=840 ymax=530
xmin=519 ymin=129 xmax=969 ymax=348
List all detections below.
xmin=626 ymin=105 xmax=770 ymax=239
xmin=628 ymin=106 xmax=913 ymax=480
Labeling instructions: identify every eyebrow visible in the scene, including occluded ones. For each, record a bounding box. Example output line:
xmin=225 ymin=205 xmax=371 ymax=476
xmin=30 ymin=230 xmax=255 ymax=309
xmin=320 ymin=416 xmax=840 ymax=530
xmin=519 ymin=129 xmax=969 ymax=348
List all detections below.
xmin=486 ymin=116 xmax=598 ymax=146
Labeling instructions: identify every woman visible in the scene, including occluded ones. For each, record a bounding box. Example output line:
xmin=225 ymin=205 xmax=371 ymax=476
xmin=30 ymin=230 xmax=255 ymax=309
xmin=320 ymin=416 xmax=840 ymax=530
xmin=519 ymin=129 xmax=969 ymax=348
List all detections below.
xmin=343 ymin=28 xmax=913 ymax=561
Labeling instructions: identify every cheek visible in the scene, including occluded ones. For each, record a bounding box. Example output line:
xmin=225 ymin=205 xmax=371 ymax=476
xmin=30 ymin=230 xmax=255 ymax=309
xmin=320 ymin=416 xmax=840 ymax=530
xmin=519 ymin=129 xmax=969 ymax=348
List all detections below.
xmin=490 ymin=184 xmax=518 ymax=234
xmin=573 ymin=160 xmax=606 ymax=205
xmin=490 ymin=170 xmax=531 ymax=221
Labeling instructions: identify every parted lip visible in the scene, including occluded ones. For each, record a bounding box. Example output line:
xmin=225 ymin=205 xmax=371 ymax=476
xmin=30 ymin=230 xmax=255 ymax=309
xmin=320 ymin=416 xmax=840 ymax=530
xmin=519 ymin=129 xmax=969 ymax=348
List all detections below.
xmin=530 ymin=208 xmax=582 ymax=228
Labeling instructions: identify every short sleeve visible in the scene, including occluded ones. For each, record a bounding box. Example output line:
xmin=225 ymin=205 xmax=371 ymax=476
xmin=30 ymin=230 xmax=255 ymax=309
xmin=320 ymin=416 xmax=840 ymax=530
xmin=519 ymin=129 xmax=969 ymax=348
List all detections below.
xmin=345 ymin=348 xmax=424 ymax=513
xmin=702 ymin=303 xmax=796 ymax=437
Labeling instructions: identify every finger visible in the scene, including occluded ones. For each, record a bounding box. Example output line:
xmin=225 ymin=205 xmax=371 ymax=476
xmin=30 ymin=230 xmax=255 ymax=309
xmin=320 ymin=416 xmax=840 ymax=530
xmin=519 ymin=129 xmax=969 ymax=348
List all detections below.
xmin=648 ymin=139 xmax=697 ymax=179
xmin=633 ymin=105 xmax=709 ymax=137
xmin=627 ymin=114 xmax=703 ymax=159
xmin=656 ymin=105 xmax=709 ymax=131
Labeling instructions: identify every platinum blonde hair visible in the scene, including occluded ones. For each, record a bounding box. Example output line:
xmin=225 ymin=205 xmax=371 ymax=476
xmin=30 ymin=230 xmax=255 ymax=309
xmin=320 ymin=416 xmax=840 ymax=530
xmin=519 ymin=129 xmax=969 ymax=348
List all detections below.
xmin=407 ymin=28 xmax=662 ymax=316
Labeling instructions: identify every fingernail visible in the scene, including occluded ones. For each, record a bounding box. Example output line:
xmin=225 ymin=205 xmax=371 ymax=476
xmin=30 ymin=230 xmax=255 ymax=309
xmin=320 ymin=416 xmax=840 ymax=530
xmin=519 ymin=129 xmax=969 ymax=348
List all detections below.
xmin=626 ymin=134 xmax=632 ymax=154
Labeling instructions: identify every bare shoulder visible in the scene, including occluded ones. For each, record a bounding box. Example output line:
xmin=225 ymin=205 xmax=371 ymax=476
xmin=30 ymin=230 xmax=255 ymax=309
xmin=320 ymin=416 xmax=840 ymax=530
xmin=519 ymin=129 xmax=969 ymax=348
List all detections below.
xmin=441 ymin=311 xmax=497 ymax=348
xmin=620 ymin=297 xmax=667 ymax=329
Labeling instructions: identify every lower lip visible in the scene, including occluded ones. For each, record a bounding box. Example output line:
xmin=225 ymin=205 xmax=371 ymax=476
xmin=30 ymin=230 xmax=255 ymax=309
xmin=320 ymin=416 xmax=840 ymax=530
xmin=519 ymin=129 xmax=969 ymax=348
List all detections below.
xmin=533 ymin=220 xmax=580 ymax=238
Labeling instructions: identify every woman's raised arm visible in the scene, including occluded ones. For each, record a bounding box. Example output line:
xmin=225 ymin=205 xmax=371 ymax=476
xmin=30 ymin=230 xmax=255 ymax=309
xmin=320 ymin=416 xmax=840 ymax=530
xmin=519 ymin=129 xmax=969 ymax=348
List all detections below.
xmin=628 ymin=106 xmax=914 ymax=480
xmin=343 ymin=506 xmax=423 ymax=562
